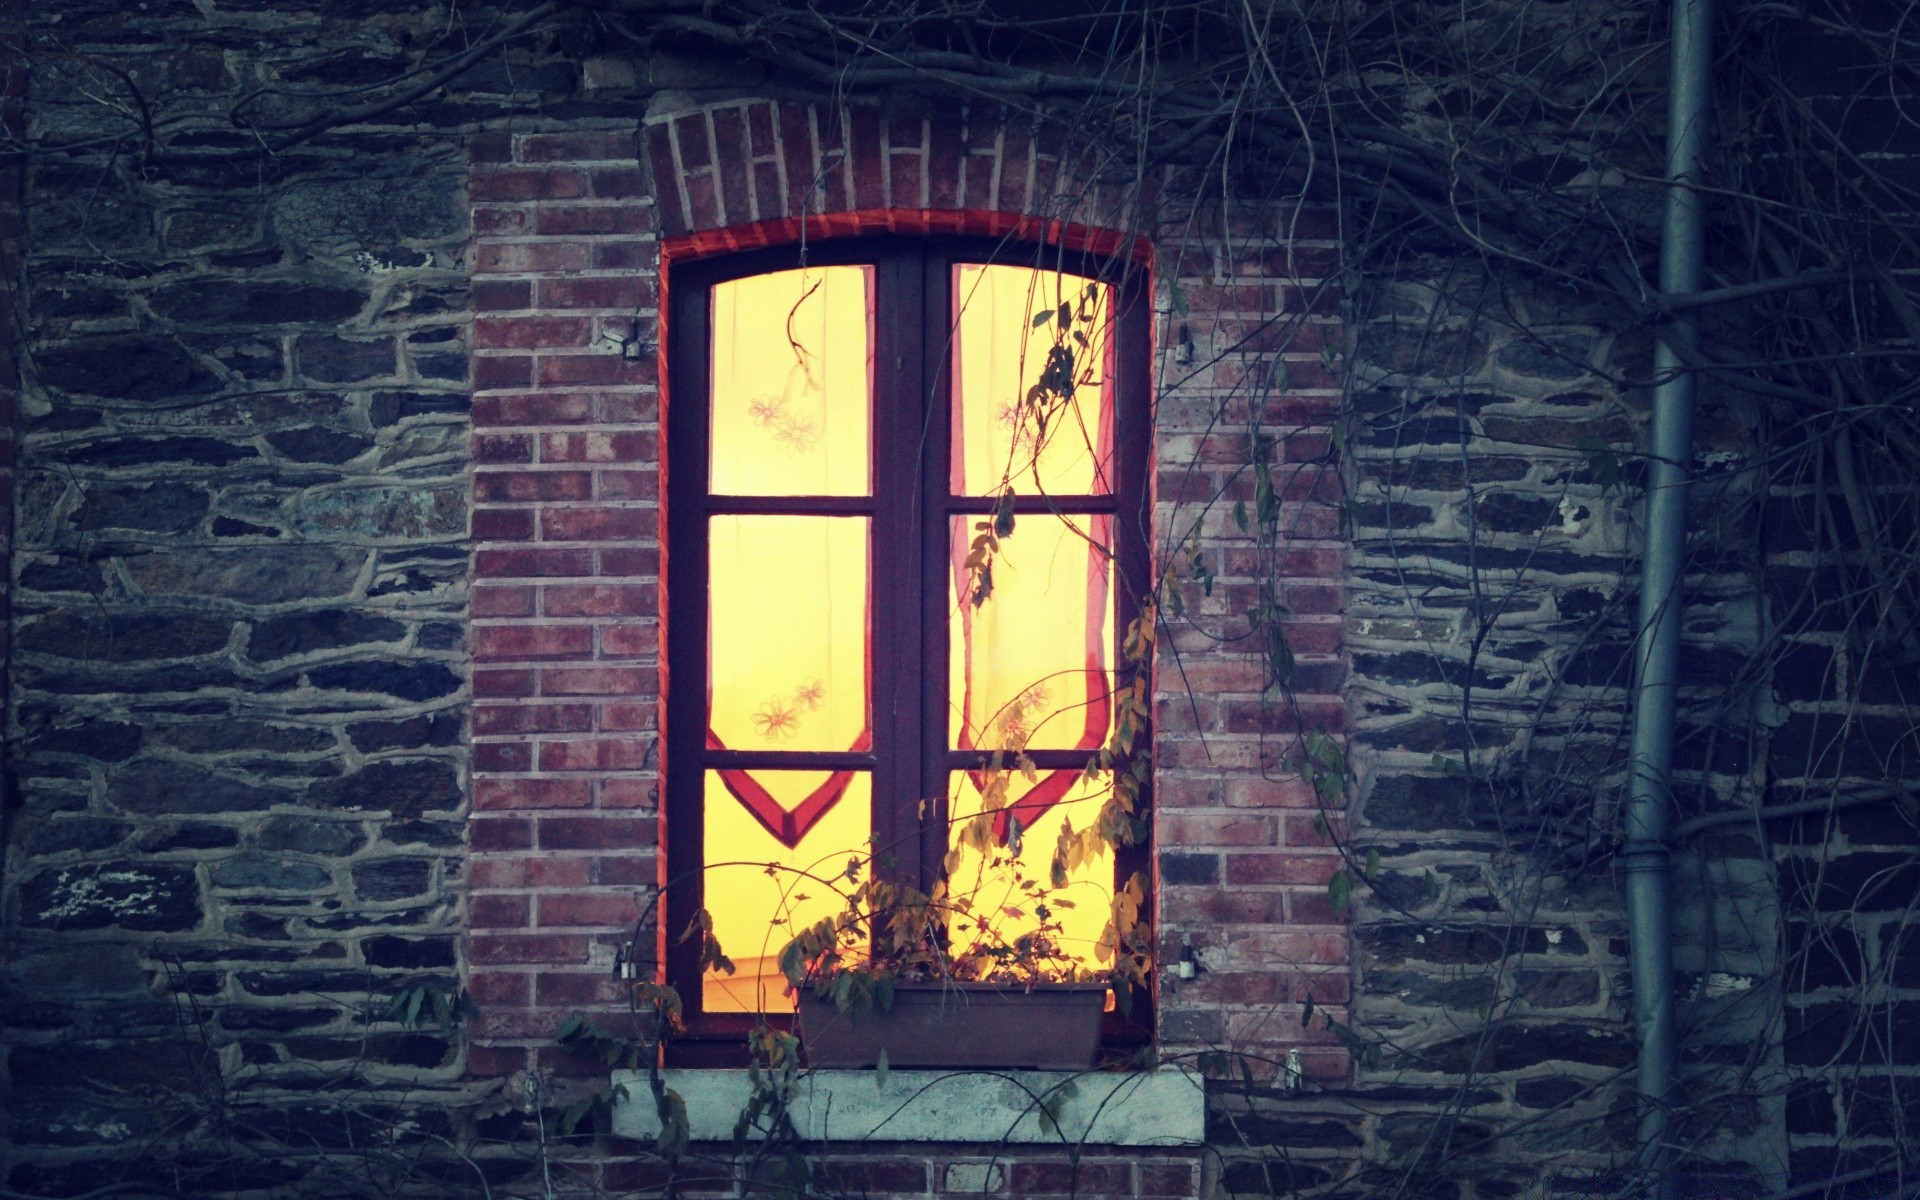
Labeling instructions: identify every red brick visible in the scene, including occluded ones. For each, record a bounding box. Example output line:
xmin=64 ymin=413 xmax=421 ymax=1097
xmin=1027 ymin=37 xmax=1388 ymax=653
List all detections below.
xmin=476 ymin=315 xmax=592 ymax=350
xmin=1287 ymin=889 xmax=1344 ymax=925
xmin=536 ymin=204 xmax=652 ymax=236
xmin=538 ymin=354 xmax=646 ymax=387
xmin=778 ymin=104 xmax=816 ymax=218
xmin=598 ymin=777 xmax=658 ymax=808
xmin=1282 ymin=581 xmax=1343 ymax=614
xmin=539 ymin=276 xmax=655 ymax=310
xmin=470 ymin=895 xmax=533 ymax=931
xmin=1160 ymin=886 xmax=1287 ymax=925
xmin=476 ymin=546 xmax=593 ymax=578
xmin=537 ymin=431 xmax=618 ymax=463
xmin=473 ymin=668 xmax=536 ymax=698
xmin=595 ymin=546 xmax=660 ymax=575
xmin=472 ymin=509 xmax=535 ymax=544
xmin=471 ymin=855 xmax=591 ymax=889
xmin=598 ymin=704 xmax=658 ymax=733
xmin=593 ymin=242 xmax=655 ymax=271
xmin=539 ymin=891 xmax=641 ymax=928
xmin=596 ymin=469 xmax=658 ymax=500
xmin=474 ymin=279 xmax=532 ymax=312
xmin=475 ymin=742 xmax=532 ymax=772
xmin=470 ymin=816 xmax=534 ymax=851
xmin=473 ymin=355 xmax=533 ymax=390
xmin=538 ymin=815 xmax=657 ymax=850
xmin=536 ymin=971 xmax=630 ymax=1006
xmin=541 ymin=584 xmax=655 ymax=618
xmin=712 ymin=106 xmax=752 ymax=222
xmin=592 ymin=854 xmax=655 ymax=886
xmin=1008 ymin=1162 xmax=1130 ymax=1195
xmin=467 ymin=1045 xmax=529 ymax=1077
xmin=473 ymin=241 xmax=591 ymax=274
xmin=1222 ymin=851 xmax=1339 ymax=887
xmin=475 ymin=623 xmax=593 ymax=662
xmin=1224 ymin=776 xmax=1317 ymax=809
xmin=474 ymin=777 xmax=594 ymax=810
xmin=473 ymin=206 xmax=534 ymax=236
xmin=1139 ymin=1163 xmax=1201 ymax=1198
xmin=1282 ymin=813 xmax=1342 ymax=847
xmin=539 ymin=666 xmax=647 ymax=696
xmin=684 ymin=171 xmax=721 ymax=231
xmin=538 ymin=737 xmax=655 ymax=771
xmin=597 ymin=624 xmax=659 ymax=659
xmin=542 ymin=507 xmax=649 ymax=541
xmin=520 ymin=131 xmax=635 ymax=162
xmin=589 ymin=166 xmax=645 ymax=199
xmin=473 ymin=432 xmax=533 ymax=463
xmin=471 ymin=166 xmax=588 ymax=202
xmin=470 ymin=933 xmax=589 ymax=966
xmin=473 ymin=703 xmax=595 ymax=735
xmin=475 ymin=392 xmax=595 ymax=427
xmin=472 ymin=583 xmax=536 ymax=617
xmin=1156 ymin=813 xmax=1277 ymax=847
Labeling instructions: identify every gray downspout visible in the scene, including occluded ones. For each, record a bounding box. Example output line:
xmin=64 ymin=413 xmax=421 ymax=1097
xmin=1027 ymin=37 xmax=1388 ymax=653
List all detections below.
xmin=1625 ymin=0 xmax=1714 ymax=1190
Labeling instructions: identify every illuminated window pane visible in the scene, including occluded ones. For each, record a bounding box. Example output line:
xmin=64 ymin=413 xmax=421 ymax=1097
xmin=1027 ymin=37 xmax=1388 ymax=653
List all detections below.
xmin=709 ymin=515 xmax=869 ymax=754
xmin=949 ymin=513 xmax=1113 ymax=752
xmin=703 ymin=770 xmax=871 ymax=1013
xmin=951 ymin=264 xmax=1114 ymax=498
xmin=711 ymin=266 xmax=873 ymax=496
xmin=945 ymin=770 xmax=1113 ymax=979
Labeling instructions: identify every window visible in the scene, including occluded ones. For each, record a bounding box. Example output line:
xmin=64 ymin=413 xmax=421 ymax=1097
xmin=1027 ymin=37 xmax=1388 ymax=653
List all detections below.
xmin=664 ymin=237 xmax=1151 ymax=1057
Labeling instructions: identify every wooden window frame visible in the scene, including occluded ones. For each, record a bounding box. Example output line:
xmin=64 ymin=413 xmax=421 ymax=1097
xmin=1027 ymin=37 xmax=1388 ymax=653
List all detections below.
xmin=664 ymin=235 xmax=1153 ymax=1062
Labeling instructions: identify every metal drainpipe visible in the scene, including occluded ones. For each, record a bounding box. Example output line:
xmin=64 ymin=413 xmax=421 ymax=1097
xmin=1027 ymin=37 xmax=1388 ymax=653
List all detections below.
xmin=1624 ymin=0 xmax=1714 ymax=1191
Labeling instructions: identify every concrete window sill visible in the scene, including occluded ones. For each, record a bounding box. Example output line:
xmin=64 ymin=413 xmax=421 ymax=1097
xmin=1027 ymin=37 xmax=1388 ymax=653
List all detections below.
xmin=609 ymin=1067 xmax=1205 ymax=1146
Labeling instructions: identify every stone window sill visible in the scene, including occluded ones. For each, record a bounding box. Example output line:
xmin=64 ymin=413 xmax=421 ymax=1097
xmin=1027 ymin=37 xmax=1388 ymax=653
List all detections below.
xmin=609 ymin=1067 xmax=1205 ymax=1146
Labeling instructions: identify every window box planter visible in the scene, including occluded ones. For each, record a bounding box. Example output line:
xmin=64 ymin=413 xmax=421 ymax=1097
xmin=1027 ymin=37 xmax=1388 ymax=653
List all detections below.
xmin=798 ymin=982 xmax=1108 ymax=1070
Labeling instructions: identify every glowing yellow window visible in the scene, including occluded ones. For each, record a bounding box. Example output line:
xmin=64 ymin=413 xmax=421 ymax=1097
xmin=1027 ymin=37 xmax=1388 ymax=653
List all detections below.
xmin=665 ymin=242 xmax=1150 ymax=1048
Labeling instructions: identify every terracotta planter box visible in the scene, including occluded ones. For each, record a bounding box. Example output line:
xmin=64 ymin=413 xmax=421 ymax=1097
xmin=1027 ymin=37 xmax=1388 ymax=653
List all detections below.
xmin=798 ymin=982 xmax=1107 ymax=1070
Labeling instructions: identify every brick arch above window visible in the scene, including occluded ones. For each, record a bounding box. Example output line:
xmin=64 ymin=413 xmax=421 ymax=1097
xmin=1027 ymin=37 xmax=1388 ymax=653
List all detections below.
xmin=641 ymin=101 xmax=1147 ymax=256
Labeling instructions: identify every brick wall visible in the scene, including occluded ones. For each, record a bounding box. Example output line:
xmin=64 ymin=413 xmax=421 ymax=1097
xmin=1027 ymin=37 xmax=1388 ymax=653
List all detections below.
xmin=463 ymin=99 xmax=1356 ymax=1093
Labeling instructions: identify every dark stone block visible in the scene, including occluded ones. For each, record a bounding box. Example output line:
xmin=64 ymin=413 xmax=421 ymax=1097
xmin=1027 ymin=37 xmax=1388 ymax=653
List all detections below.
xmin=309 ymin=759 xmax=460 ymax=817
xmin=1517 ymin=969 xmax=1600 ymax=1008
xmin=297 ymin=335 xmax=397 ymax=383
xmin=61 ymin=434 xmax=257 ymax=469
xmin=412 ymin=352 xmax=468 ymax=381
xmin=1557 ymin=641 xmax=1632 ymax=687
xmin=1784 ymin=920 xmax=1864 ymax=991
xmin=1414 ymin=1023 xmax=1633 ymax=1072
xmin=7 ymin=1040 xmax=215 ymax=1091
xmin=139 ymin=823 xmax=240 ymax=852
xmin=272 ymin=175 xmax=464 ymax=248
xmin=16 ymin=862 xmax=202 ymax=932
xmin=212 ymin=515 xmax=282 ymax=537
xmin=77 ymin=481 xmax=210 ymax=532
xmin=218 ymin=1006 xmax=337 ymax=1032
xmin=1220 ymin=1159 xmax=1332 ymax=1194
xmin=1364 ymin=775 xmax=1496 ymax=832
xmin=381 ymin=819 xmax=463 ymax=848
xmin=363 ymin=935 xmax=456 ymax=969
xmin=257 ymin=816 xmax=368 ymax=856
xmin=1781 ymin=851 xmax=1920 ymax=913
xmin=1471 ymin=492 xmax=1559 ymax=532
xmin=108 ymin=758 xmax=295 ymax=815
xmin=1363 ymin=967 xmax=1495 ymax=1008
xmin=1784 ymin=1079 xmax=1835 ymax=1136
xmin=236 ymin=969 xmax=385 ymax=997
xmin=353 ymin=858 xmax=434 ymax=901
xmin=22 ymin=720 xmax=143 ymax=762
xmin=1350 ymin=499 xmax=1436 ymax=530
xmin=1555 ymin=587 xmax=1615 ymax=621
xmin=1361 ymin=922 xmax=1564 ymax=966
xmin=348 ymin=712 xmax=461 ymax=753
xmin=304 ymin=660 xmax=461 ymax=701
xmin=224 ymin=911 xmax=291 ymax=939
xmin=146 ymin=279 xmax=369 ymax=326
xmin=33 ymin=336 xmax=220 ymax=400
xmin=18 ymin=556 xmax=105 ymax=594
xmin=1354 ymin=651 xmax=1511 ymax=691
xmin=369 ymin=390 xmax=470 ymax=424
xmin=1879 ymin=923 xmax=1920 ymax=988
xmin=6 ymin=945 xmax=148 ymax=997
xmin=17 ymin=611 xmax=232 ymax=661
xmin=1784 ymin=1001 xmax=1920 ymax=1065
xmin=21 ymin=818 xmax=133 ymax=856
xmin=149 ymin=721 xmax=334 ymax=754
xmin=248 ymin=610 xmax=407 ymax=662
xmin=1208 ymin=1113 xmax=1362 ymax=1147
xmin=1514 ymin=1076 xmax=1590 ymax=1108
xmin=266 ymin=426 xmax=375 ymax=464
xmin=212 ymin=855 xmax=333 ymax=891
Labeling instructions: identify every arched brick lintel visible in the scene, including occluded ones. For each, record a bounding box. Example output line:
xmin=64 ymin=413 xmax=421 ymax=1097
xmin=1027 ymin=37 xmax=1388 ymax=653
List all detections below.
xmin=643 ymin=100 xmax=1147 ymax=253
xmin=660 ymin=208 xmax=1152 ymax=266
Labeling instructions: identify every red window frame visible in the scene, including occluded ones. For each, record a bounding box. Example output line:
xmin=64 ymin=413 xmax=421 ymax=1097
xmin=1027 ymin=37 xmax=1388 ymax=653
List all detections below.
xmin=663 ymin=236 xmax=1153 ymax=1061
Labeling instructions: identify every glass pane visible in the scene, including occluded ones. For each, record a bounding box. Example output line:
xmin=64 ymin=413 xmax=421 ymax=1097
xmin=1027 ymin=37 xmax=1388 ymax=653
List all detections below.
xmin=710 ymin=516 xmax=869 ymax=754
xmin=704 ymin=770 xmax=871 ymax=1013
xmin=949 ymin=513 xmax=1113 ymax=752
xmin=711 ymin=266 xmax=873 ymax=496
xmin=945 ymin=769 xmax=1113 ymax=978
xmin=951 ymin=264 xmax=1114 ymax=498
